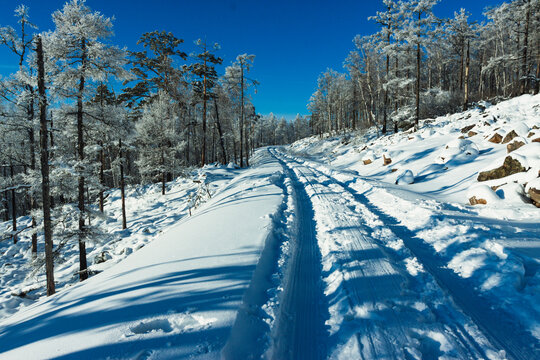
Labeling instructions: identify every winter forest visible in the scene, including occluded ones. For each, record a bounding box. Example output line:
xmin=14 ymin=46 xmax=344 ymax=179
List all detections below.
xmin=0 ymin=0 xmax=310 ymax=294
xmin=0 ymin=0 xmax=539 ymax=358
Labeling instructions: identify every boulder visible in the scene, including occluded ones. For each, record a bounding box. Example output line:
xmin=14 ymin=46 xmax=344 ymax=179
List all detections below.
xmin=363 ymin=159 xmax=372 ymax=165
xmin=467 ymin=184 xmax=501 ymax=205
xmin=461 ymin=124 xmax=476 ymax=133
xmin=488 ymin=133 xmax=503 ymax=144
xmin=477 ymin=156 xmax=527 ymax=182
xmin=528 ymin=187 xmax=540 ymax=207
xmin=383 ymin=155 xmax=392 ymax=166
xmin=469 ymin=196 xmax=488 ymax=205
xmin=507 ymin=140 xmax=526 ymax=153
xmin=526 ymin=179 xmax=540 ymax=207
xmin=468 ymin=131 xmax=478 ymax=137
xmin=533 ymin=138 xmax=540 ymax=143
xmin=502 ymin=130 xmax=519 ymax=144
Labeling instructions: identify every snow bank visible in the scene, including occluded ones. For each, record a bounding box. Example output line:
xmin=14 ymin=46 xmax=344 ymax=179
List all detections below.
xmin=0 ymin=149 xmax=285 ymax=359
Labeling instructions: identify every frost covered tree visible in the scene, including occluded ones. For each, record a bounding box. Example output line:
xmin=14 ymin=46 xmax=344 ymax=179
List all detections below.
xmin=48 ymin=0 xmax=129 ymax=281
xmin=0 ymin=4 xmax=40 ymax=251
xmin=225 ymin=54 xmax=257 ymax=167
xmin=121 ymin=31 xmax=187 ymax=107
xmin=35 ymin=34 xmax=55 ymax=296
xmin=136 ymin=92 xmax=185 ymax=195
xmin=184 ymin=39 xmax=223 ymax=166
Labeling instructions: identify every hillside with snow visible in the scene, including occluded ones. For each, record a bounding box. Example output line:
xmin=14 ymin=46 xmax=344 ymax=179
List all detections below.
xmin=1 ymin=95 xmax=539 ymax=359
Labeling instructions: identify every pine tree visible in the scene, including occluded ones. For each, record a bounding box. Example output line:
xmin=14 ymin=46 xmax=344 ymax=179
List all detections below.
xmin=49 ymin=0 xmax=129 ymax=281
xmin=184 ymin=40 xmax=223 ymax=166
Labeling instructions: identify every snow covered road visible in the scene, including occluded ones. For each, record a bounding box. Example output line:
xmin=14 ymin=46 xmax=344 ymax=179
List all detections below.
xmin=268 ymin=145 xmax=540 ymax=359
xmin=268 ymin=148 xmax=506 ymax=359
xmin=1 ymin=146 xmax=538 ymax=359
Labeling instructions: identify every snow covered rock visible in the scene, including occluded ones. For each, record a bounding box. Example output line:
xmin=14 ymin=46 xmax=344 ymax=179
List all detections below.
xmin=494 ymin=182 xmax=529 ymax=204
xmin=506 ymin=137 xmax=526 ymax=153
xmin=383 ymin=154 xmax=392 ymax=166
xmin=93 ymin=251 xmax=112 ymax=264
xmin=525 ymin=178 xmax=540 ymax=207
xmin=488 ymin=133 xmax=503 ymax=143
xmin=461 ymin=124 xmax=475 ymax=133
xmin=502 ymin=130 xmax=519 ymax=144
xmin=395 ymin=170 xmax=414 ymax=185
xmin=362 ymin=151 xmax=374 ymax=165
xmin=439 ymin=138 xmax=479 ymax=164
xmin=477 ymin=156 xmax=527 ymax=182
xmin=467 ymin=185 xmax=501 ymax=205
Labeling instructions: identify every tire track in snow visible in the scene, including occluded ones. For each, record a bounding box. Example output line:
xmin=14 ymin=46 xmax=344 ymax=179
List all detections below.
xmin=281 ymin=150 xmax=539 ymax=360
xmin=272 ymin=149 xmax=495 ymax=359
xmin=269 ymin=150 xmax=329 ymax=360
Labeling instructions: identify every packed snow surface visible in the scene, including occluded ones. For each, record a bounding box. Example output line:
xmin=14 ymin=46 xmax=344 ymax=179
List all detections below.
xmin=1 ymin=95 xmax=539 ymax=359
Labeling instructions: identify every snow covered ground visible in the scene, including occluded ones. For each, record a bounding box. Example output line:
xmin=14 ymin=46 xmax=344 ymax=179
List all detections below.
xmin=1 ymin=95 xmax=539 ymax=359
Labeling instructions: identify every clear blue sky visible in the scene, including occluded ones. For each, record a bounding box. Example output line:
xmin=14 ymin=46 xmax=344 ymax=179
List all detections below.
xmin=0 ymin=0 xmax=502 ymax=119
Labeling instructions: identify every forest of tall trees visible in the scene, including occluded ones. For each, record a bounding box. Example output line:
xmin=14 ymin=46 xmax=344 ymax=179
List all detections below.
xmin=0 ymin=0 xmax=308 ymax=294
xmin=309 ymin=0 xmax=540 ymax=135
xmin=1 ymin=0 xmax=538 ymax=295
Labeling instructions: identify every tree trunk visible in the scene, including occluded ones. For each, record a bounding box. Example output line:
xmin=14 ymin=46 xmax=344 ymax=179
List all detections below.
xmin=36 ymin=35 xmax=55 ymax=296
xmin=214 ymin=98 xmax=228 ymax=164
xmin=99 ymin=143 xmax=105 ymax=212
xmin=77 ymin=37 xmax=88 ymax=282
xmin=201 ymin=54 xmax=208 ymax=166
xmin=239 ymin=62 xmax=245 ymax=167
xmin=161 ymin=146 xmax=166 ymax=196
xmin=27 ymin=96 xmax=38 ymax=254
xmin=459 ymin=50 xmax=464 ymax=91
xmin=394 ymin=56 xmax=399 ymax=133
xmin=383 ymin=54 xmax=389 ymax=134
xmin=463 ymin=40 xmax=471 ymax=111
xmin=10 ymin=164 xmax=17 ymax=244
xmin=415 ymin=35 xmax=421 ymax=130
xmin=521 ymin=0 xmax=530 ymax=94
xmin=119 ymin=139 xmax=127 ymax=230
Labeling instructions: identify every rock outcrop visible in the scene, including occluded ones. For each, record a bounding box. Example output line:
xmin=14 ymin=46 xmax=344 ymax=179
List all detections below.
xmin=477 ymin=156 xmax=527 ymax=182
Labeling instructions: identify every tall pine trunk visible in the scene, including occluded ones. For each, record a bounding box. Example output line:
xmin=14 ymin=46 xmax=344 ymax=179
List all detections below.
xmin=36 ymin=35 xmax=55 ymax=296
xmin=382 ymin=20 xmax=391 ymax=135
xmin=214 ymin=98 xmax=227 ymax=164
xmin=10 ymin=163 xmax=17 ymax=244
xmin=77 ymin=38 xmax=88 ymax=282
xmin=521 ymin=0 xmax=530 ymax=95
xmin=27 ymin=96 xmax=38 ymax=254
xmin=463 ymin=40 xmax=471 ymax=111
xmin=239 ymin=63 xmax=245 ymax=167
xmin=201 ymin=56 xmax=208 ymax=166
xmin=119 ymin=139 xmax=127 ymax=230
xmin=99 ymin=143 xmax=105 ymax=212
xmin=415 ymin=35 xmax=421 ymax=130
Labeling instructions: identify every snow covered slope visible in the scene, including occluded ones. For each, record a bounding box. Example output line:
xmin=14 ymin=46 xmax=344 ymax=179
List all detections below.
xmin=292 ymin=94 xmax=540 ymax=212
xmin=0 ymin=152 xmax=285 ymax=359
xmin=287 ymin=94 xmax=540 ymax=358
xmin=1 ymin=95 xmax=539 ymax=359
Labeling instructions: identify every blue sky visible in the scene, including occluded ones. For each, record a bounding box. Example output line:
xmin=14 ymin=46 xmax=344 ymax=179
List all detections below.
xmin=0 ymin=0 xmax=502 ymax=119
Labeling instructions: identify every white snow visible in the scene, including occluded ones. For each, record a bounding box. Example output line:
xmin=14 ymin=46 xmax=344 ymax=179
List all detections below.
xmin=1 ymin=94 xmax=539 ymax=359
xmin=0 ymin=152 xmax=285 ymax=359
